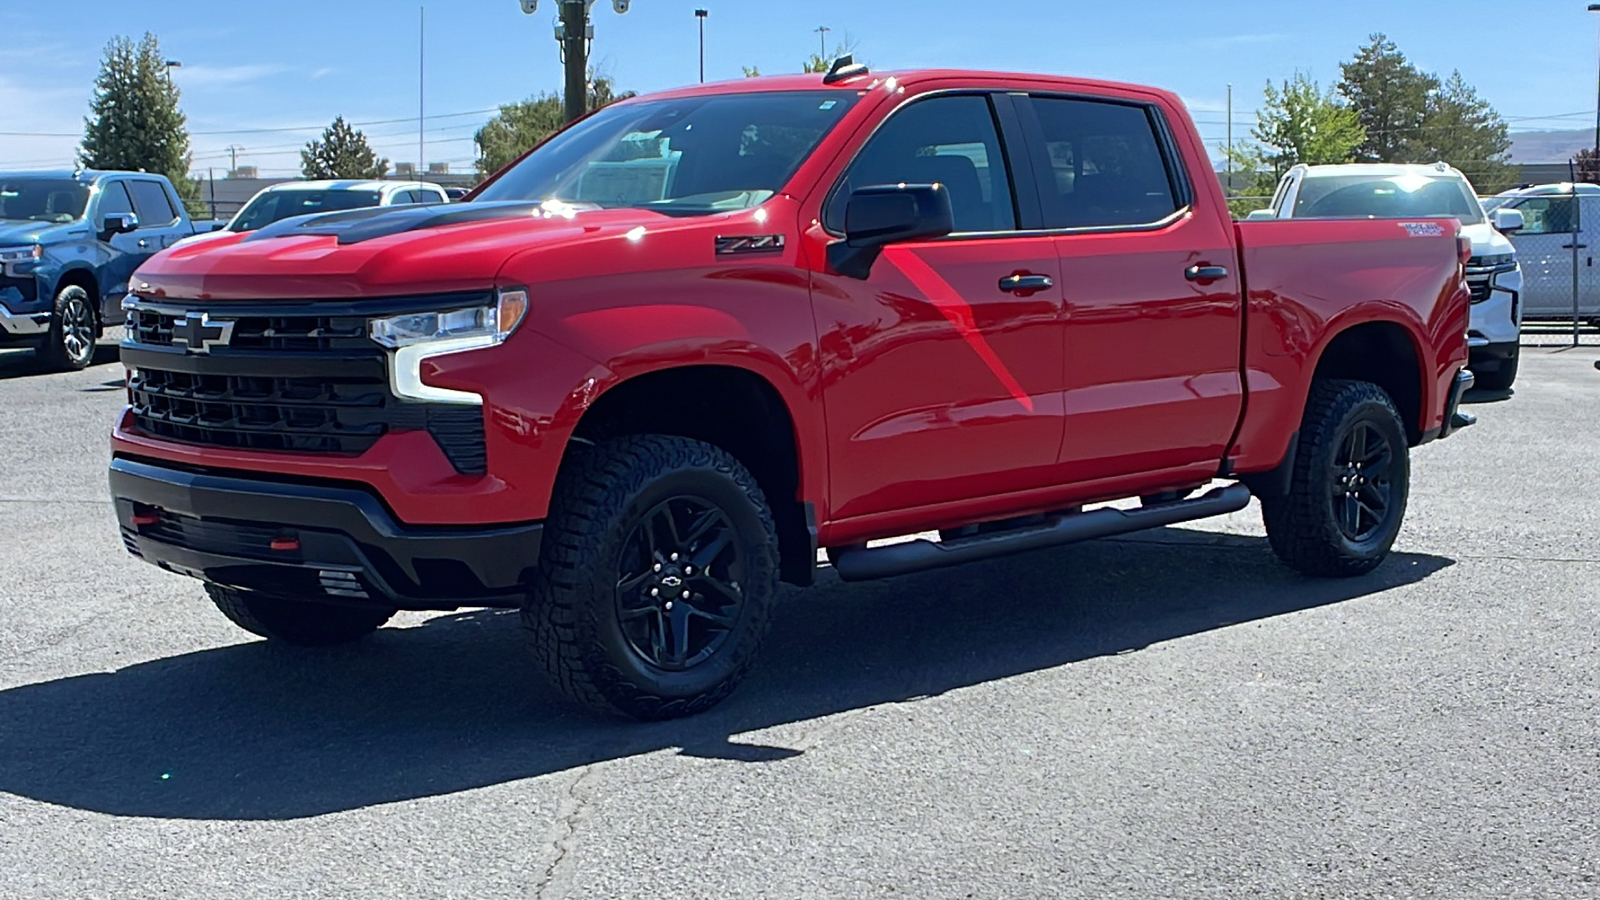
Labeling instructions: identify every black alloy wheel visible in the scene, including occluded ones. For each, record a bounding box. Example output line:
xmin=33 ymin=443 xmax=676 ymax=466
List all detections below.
xmin=615 ymin=496 xmax=748 ymax=672
xmin=1329 ymin=420 xmax=1396 ymax=543
xmin=42 ymin=284 xmax=98 ymax=371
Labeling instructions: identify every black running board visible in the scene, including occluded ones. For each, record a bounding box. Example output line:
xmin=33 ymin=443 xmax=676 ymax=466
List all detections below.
xmin=829 ymin=484 xmax=1253 ymax=582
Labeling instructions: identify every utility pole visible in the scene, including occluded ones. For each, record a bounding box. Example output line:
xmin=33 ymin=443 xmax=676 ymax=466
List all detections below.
xmin=1226 ymin=83 xmax=1233 ymax=195
xmin=419 ymin=6 xmax=426 ymax=177
xmin=226 ymin=145 xmax=244 ymax=173
xmin=815 ymin=25 xmax=830 ymax=61
xmin=561 ymin=0 xmax=590 ymax=123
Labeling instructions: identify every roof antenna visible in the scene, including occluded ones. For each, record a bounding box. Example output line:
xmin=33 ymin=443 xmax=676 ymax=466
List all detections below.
xmin=823 ymin=54 xmax=869 ymax=85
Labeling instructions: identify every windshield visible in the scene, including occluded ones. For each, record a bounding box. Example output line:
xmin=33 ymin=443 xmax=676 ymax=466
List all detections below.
xmin=474 ymin=91 xmax=860 ymax=215
xmin=0 ymin=179 xmax=90 ymax=224
xmin=1292 ymin=173 xmax=1484 ymax=225
xmin=229 ymin=189 xmax=384 ymax=232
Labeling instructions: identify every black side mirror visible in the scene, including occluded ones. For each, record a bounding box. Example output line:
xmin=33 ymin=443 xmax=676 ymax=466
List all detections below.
xmin=101 ymin=212 xmax=139 ymax=239
xmin=827 ymin=183 xmax=955 ymax=279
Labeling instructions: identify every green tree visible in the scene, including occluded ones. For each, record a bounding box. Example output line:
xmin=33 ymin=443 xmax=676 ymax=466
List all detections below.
xmin=742 ymin=65 xmax=762 ymax=78
xmin=473 ymin=75 xmax=634 ymax=176
xmin=1219 ymin=74 xmax=1365 ymax=218
xmin=1338 ymin=34 xmax=1438 ymax=163
xmin=1414 ymin=71 xmax=1515 ymax=192
xmin=80 ymin=33 xmax=202 ymax=213
xmin=300 ymin=117 xmax=389 ymax=179
xmin=804 ymin=37 xmax=860 ymax=74
xmin=1577 ymin=148 xmax=1600 ymax=184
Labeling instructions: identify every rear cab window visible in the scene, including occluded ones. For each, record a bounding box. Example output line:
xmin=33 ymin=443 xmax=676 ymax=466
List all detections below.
xmin=1020 ymin=95 xmax=1185 ymax=230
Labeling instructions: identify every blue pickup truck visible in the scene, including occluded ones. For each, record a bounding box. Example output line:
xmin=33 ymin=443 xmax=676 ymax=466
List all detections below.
xmin=0 ymin=169 xmax=219 ymax=370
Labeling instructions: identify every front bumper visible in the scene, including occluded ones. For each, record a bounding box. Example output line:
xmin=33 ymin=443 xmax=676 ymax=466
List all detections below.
xmin=0 ymin=294 xmax=49 ymax=338
xmin=110 ymin=456 xmax=543 ymax=610
xmin=1469 ymin=340 xmax=1518 ymax=376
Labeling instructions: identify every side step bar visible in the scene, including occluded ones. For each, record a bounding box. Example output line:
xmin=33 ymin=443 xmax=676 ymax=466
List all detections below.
xmin=829 ymin=483 xmax=1253 ymax=582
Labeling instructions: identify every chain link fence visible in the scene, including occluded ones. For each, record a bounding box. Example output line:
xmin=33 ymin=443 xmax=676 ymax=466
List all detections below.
xmin=1492 ymin=187 xmax=1600 ymax=347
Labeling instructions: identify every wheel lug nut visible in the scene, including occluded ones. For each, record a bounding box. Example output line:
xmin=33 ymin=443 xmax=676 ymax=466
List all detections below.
xmin=670 ymin=553 xmax=679 ymax=562
xmin=653 ymin=563 xmax=661 ymax=572
xmin=681 ymin=590 xmax=690 ymax=599
xmin=665 ymin=601 xmax=673 ymax=610
xmin=650 ymin=587 xmax=659 ymax=596
xmin=684 ymin=566 xmax=693 ymax=575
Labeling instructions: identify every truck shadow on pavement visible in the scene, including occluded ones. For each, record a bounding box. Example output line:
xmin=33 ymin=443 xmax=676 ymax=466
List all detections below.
xmin=0 ymin=343 xmax=121 ymax=380
xmin=0 ymin=529 xmax=1453 ymax=821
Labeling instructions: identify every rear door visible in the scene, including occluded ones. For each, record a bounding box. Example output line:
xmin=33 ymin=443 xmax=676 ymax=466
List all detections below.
xmin=807 ymin=91 xmax=1067 ymax=521
xmin=1014 ymin=93 xmax=1244 ymax=482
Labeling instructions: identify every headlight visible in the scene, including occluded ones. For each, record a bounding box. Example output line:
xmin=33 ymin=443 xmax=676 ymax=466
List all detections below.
xmin=0 ymin=244 xmax=42 ymax=264
xmin=371 ymin=288 xmax=529 ymax=405
xmin=370 ymin=289 xmax=529 ymax=348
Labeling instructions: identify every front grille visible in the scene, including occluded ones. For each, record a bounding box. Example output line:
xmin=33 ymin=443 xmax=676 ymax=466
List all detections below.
xmin=129 ymin=308 xmax=372 ymax=352
xmin=1467 ymin=276 xmax=1491 ymax=304
xmin=124 ymin=296 xmax=491 ymax=474
xmin=130 ymin=367 xmax=392 ymax=455
xmin=0 ymin=276 xmax=38 ymax=305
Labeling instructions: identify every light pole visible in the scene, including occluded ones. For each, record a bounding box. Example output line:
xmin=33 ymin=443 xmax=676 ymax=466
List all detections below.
xmin=1589 ymin=4 xmax=1600 ymax=173
xmin=695 ymin=9 xmax=708 ymax=83
xmin=162 ymin=59 xmax=181 ymax=84
xmin=815 ymin=25 xmax=830 ymax=62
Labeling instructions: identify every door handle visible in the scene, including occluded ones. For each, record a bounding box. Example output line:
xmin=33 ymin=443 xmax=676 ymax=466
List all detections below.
xmin=1185 ymin=264 xmax=1229 ymax=282
xmin=999 ymin=273 xmax=1053 ymax=293
xmin=137 ymin=239 xmax=150 ymax=249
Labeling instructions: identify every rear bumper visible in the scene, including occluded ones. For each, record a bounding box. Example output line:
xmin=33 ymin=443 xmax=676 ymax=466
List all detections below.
xmin=109 ymin=456 xmax=542 ymax=610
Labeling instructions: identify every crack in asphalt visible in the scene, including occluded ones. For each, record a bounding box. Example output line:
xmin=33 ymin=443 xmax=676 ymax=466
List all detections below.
xmin=531 ymin=766 xmax=597 ymax=900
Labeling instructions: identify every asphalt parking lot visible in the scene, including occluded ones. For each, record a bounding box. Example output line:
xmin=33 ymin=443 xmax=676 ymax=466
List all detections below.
xmin=0 ymin=339 xmax=1596 ymax=899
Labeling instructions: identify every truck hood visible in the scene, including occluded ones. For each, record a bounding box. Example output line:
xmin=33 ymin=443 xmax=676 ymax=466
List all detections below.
xmin=0 ymin=218 xmax=85 ymax=247
xmin=1460 ymin=221 xmax=1515 ymax=258
xmin=133 ymin=201 xmax=708 ymax=301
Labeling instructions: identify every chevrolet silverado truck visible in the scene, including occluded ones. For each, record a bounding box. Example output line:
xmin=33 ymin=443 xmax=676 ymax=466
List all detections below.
xmin=1 ymin=170 xmax=215 ymax=369
xmin=109 ymin=63 xmax=1474 ymax=720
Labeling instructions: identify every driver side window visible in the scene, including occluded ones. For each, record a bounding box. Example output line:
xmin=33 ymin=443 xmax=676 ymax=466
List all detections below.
xmin=826 ymin=94 xmax=1016 ymax=235
xmin=1511 ymin=197 xmax=1578 ymax=235
xmin=98 ymin=182 xmax=135 ymax=219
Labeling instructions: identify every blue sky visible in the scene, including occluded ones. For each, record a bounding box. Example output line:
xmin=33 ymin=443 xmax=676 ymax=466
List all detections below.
xmin=2 ymin=0 xmax=1597 ymax=176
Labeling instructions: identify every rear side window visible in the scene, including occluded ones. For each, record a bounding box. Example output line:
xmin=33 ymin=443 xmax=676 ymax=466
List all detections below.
xmin=127 ymin=180 xmax=178 ymax=226
xmin=826 ymin=94 xmax=1017 ymax=234
xmin=1027 ymin=97 xmax=1181 ymax=229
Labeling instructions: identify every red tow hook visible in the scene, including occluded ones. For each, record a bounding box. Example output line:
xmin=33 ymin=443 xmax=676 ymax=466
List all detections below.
xmin=269 ymin=536 xmax=302 ymax=553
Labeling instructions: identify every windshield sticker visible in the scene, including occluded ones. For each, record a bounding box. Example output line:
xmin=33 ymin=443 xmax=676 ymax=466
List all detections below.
xmin=1399 ymin=222 xmax=1446 ymax=237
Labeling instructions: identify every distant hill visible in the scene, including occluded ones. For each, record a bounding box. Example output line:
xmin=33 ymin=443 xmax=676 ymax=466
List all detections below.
xmin=1510 ymin=129 xmax=1592 ymax=163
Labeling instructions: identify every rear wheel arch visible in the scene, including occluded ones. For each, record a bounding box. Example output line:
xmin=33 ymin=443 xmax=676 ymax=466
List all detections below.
xmin=561 ymin=364 xmax=817 ymax=586
xmin=1306 ymin=319 xmax=1426 ymax=446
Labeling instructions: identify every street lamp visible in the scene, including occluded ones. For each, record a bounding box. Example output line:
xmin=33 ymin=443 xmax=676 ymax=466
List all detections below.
xmin=695 ymin=9 xmax=708 ymax=83
xmin=163 ymin=59 xmax=182 ymax=83
xmin=1590 ymin=4 xmax=1600 ymax=173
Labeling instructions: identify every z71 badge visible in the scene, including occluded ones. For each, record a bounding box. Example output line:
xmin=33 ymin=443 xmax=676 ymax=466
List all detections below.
xmin=1399 ymin=222 xmax=1446 ymax=237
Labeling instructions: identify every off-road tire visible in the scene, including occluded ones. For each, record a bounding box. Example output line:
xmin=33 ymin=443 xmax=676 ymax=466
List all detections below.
xmin=1261 ymin=379 xmax=1410 ymax=578
xmin=205 ymin=584 xmax=396 ymax=646
xmin=39 ymin=284 xmax=98 ymax=371
xmin=1473 ymin=345 xmax=1518 ymax=392
xmin=526 ymin=435 xmax=780 ymax=720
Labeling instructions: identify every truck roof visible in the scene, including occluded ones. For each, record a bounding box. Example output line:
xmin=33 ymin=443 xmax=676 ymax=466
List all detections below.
xmin=639 ymin=69 xmax=1178 ymax=104
xmin=261 ymin=180 xmax=444 ymax=194
xmin=0 ymin=169 xmax=132 ymax=182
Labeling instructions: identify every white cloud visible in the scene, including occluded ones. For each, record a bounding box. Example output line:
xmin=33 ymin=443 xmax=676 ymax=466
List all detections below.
xmin=173 ymin=64 xmax=289 ymax=88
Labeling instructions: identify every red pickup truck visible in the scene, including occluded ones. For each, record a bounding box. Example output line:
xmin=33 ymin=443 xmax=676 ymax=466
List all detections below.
xmin=111 ymin=63 xmax=1473 ymax=719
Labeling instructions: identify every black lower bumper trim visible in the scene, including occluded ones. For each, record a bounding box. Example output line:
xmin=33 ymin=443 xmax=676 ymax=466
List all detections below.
xmin=109 ymin=457 xmax=541 ymax=610
xmin=1440 ymin=368 xmax=1476 ymax=439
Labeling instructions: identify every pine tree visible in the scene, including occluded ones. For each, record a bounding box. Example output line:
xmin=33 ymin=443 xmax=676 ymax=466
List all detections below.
xmin=1338 ymin=34 xmax=1437 ymax=163
xmin=80 ymin=33 xmax=201 ymax=212
xmin=300 ymin=117 xmax=390 ymax=180
xmin=1415 ymin=72 xmax=1515 ymax=192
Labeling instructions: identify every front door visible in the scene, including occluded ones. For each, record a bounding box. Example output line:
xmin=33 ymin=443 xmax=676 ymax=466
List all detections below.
xmin=98 ymin=181 xmax=145 ymax=313
xmin=1014 ymin=93 xmax=1244 ymax=482
xmin=807 ymin=92 xmax=1066 ymax=522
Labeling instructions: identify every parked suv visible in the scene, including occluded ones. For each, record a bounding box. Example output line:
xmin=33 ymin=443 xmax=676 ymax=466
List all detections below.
xmin=1254 ymin=163 xmax=1524 ymax=391
xmin=112 ymin=67 xmax=1473 ymax=720
xmin=0 ymin=170 xmax=218 ymax=369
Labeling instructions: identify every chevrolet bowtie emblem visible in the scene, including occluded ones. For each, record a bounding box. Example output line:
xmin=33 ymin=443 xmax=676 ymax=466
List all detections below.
xmin=171 ymin=312 xmax=235 ymax=354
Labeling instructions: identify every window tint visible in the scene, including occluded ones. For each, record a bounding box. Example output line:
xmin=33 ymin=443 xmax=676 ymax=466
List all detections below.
xmin=1028 ymin=97 xmax=1180 ymax=229
xmin=389 ymin=190 xmax=419 ymax=205
xmin=228 ymin=190 xmax=384 ymax=231
xmin=97 ymin=182 xmax=134 ymax=219
xmin=1508 ymin=196 xmax=1578 ymax=235
xmin=127 ymin=181 xmax=178 ymax=226
xmin=0 ymin=179 xmax=90 ymax=223
xmin=827 ymin=94 xmax=1015 ymax=234
xmin=1293 ymin=174 xmax=1483 ymax=225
